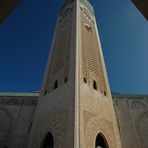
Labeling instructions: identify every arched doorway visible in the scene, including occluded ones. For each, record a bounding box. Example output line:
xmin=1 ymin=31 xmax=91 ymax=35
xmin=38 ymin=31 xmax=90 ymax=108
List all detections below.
xmin=42 ymin=132 xmax=54 ymax=148
xmin=95 ymin=133 xmax=109 ymax=148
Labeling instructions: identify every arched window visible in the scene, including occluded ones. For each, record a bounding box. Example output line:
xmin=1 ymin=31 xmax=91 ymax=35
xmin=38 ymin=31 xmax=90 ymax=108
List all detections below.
xmin=64 ymin=77 xmax=68 ymax=83
xmin=93 ymin=80 xmax=98 ymax=90
xmin=103 ymin=91 xmax=107 ymax=96
xmin=44 ymin=90 xmax=48 ymax=96
xmin=83 ymin=77 xmax=87 ymax=83
xmin=95 ymin=133 xmax=109 ymax=148
xmin=42 ymin=132 xmax=54 ymax=148
xmin=53 ymin=80 xmax=58 ymax=89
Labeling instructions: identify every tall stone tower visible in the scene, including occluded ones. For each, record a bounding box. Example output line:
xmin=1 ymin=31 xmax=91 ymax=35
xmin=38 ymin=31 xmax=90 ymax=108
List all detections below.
xmin=28 ymin=0 xmax=122 ymax=147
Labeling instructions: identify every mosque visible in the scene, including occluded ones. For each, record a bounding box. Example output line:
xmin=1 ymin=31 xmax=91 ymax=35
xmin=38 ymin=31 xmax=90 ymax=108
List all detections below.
xmin=0 ymin=0 xmax=148 ymax=148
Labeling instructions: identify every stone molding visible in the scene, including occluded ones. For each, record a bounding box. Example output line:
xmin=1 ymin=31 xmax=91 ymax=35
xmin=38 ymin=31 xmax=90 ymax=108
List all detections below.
xmin=83 ymin=110 xmax=116 ymax=148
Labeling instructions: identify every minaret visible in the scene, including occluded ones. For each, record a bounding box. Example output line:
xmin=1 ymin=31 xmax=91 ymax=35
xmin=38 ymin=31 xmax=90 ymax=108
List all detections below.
xmin=28 ymin=0 xmax=122 ymax=148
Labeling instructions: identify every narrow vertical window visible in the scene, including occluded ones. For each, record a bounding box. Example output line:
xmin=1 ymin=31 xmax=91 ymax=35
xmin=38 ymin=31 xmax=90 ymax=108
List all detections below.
xmin=93 ymin=80 xmax=98 ymax=90
xmin=54 ymin=80 xmax=58 ymax=89
xmin=44 ymin=90 xmax=48 ymax=95
xmin=83 ymin=77 xmax=87 ymax=83
xmin=103 ymin=91 xmax=107 ymax=96
xmin=64 ymin=77 xmax=68 ymax=83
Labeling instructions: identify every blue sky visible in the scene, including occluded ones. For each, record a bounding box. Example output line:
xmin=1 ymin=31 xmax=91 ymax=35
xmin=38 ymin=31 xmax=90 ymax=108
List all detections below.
xmin=0 ymin=0 xmax=148 ymax=94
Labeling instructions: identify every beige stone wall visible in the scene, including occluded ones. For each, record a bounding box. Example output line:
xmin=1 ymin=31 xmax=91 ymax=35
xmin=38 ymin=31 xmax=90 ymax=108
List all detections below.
xmin=28 ymin=1 xmax=77 ymax=148
xmin=79 ymin=85 xmax=122 ymax=148
xmin=43 ymin=4 xmax=73 ymax=94
xmin=78 ymin=1 xmax=122 ymax=148
xmin=28 ymin=85 xmax=75 ymax=148
xmin=113 ymin=96 xmax=148 ymax=148
xmin=1 ymin=93 xmax=148 ymax=148
xmin=80 ymin=4 xmax=107 ymax=96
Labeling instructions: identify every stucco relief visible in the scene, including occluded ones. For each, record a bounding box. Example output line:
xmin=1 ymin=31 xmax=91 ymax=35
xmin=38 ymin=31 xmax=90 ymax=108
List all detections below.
xmin=44 ymin=5 xmax=73 ymax=94
xmin=83 ymin=110 xmax=116 ymax=148
xmin=136 ymin=111 xmax=148 ymax=147
xmin=131 ymin=101 xmax=147 ymax=110
xmin=34 ymin=108 xmax=68 ymax=148
xmin=0 ymin=97 xmax=38 ymax=106
xmin=5 ymin=98 xmax=20 ymax=105
xmin=146 ymin=99 xmax=148 ymax=105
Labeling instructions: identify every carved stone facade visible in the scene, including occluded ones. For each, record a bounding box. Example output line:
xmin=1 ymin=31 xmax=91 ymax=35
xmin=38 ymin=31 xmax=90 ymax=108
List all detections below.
xmin=83 ymin=110 xmax=116 ymax=148
xmin=80 ymin=2 xmax=107 ymax=95
xmin=113 ymin=94 xmax=148 ymax=148
xmin=0 ymin=0 xmax=122 ymax=148
xmin=44 ymin=2 xmax=73 ymax=94
xmin=26 ymin=0 xmax=122 ymax=147
xmin=0 ymin=93 xmax=38 ymax=148
xmin=78 ymin=0 xmax=121 ymax=147
xmin=1 ymin=0 xmax=148 ymax=148
xmin=1 ymin=93 xmax=148 ymax=148
xmin=0 ymin=108 xmax=12 ymax=147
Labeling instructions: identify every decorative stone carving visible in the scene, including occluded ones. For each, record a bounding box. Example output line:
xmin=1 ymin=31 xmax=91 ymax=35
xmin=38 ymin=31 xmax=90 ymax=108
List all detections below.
xmin=0 ymin=108 xmax=12 ymax=146
xmin=136 ymin=111 xmax=148 ymax=147
xmin=44 ymin=6 xmax=73 ymax=94
xmin=131 ymin=101 xmax=147 ymax=110
xmin=5 ymin=98 xmax=20 ymax=105
xmin=0 ymin=97 xmax=38 ymax=106
xmin=34 ymin=108 xmax=68 ymax=148
xmin=83 ymin=110 xmax=116 ymax=148
xmin=80 ymin=6 xmax=107 ymax=95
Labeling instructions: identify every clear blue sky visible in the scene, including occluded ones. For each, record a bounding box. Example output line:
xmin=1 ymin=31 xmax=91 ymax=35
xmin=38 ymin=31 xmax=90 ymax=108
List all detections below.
xmin=0 ymin=0 xmax=148 ymax=94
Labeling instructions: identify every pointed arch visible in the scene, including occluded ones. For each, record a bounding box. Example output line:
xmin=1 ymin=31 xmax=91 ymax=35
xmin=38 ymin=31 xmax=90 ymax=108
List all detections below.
xmin=53 ymin=80 xmax=58 ymax=89
xmin=41 ymin=132 xmax=54 ymax=148
xmin=95 ymin=133 xmax=109 ymax=148
xmin=93 ymin=80 xmax=98 ymax=90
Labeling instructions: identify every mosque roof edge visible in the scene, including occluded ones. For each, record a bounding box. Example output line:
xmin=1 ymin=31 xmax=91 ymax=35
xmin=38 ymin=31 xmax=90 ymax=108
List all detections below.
xmin=112 ymin=92 xmax=148 ymax=99
xmin=0 ymin=92 xmax=39 ymax=97
xmin=0 ymin=91 xmax=148 ymax=99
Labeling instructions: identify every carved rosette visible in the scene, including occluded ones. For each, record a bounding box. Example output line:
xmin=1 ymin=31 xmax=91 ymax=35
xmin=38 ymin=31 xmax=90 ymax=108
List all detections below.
xmin=84 ymin=111 xmax=116 ymax=148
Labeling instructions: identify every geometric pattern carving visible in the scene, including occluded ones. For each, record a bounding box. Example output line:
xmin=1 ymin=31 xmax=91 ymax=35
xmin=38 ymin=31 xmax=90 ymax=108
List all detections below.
xmin=131 ymin=101 xmax=147 ymax=110
xmin=0 ymin=97 xmax=38 ymax=106
xmin=80 ymin=5 xmax=107 ymax=95
xmin=0 ymin=108 xmax=12 ymax=146
xmin=5 ymin=98 xmax=20 ymax=105
xmin=136 ymin=111 xmax=148 ymax=147
xmin=34 ymin=108 xmax=68 ymax=148
xmin=44 ymin=5 xmax=73 ymax=93
xmin=83 ymin=110 xmax=116 ymax=148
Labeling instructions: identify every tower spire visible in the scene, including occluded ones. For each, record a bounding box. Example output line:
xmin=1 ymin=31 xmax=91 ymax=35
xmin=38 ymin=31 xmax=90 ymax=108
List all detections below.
xmin=28 ymin=0 xmax=122 ymax=147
